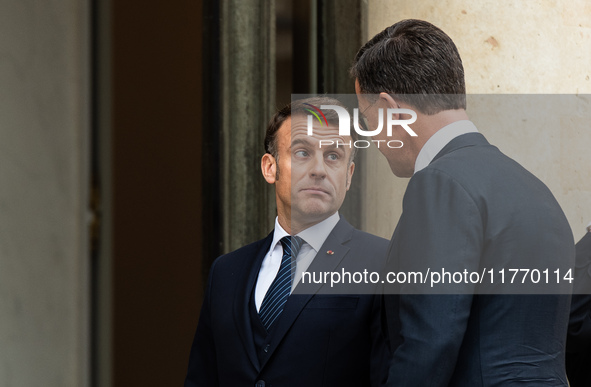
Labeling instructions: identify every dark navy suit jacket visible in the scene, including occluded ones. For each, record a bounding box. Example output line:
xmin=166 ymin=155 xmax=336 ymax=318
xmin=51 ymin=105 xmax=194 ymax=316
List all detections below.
xmin=184 ymin=218 xmax=390 ymax=387
xmin=566 ymin=232 xmax=591 ymax=386
xmin=384 ymin=133 xmax=574 ymax=386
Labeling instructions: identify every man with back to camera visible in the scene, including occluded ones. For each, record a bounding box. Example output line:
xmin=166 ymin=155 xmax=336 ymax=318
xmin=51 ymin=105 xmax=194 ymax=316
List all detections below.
xmin=184 ymin=96 xmax=390 ymax=387
xmin=566 ymin=224 xmax=591 ymax=386
xmin=351 ymin=19 xmax=574 ymax=385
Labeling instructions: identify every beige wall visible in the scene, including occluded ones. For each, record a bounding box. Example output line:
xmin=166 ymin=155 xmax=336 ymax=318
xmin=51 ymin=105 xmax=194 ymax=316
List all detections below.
xmin=363 ymin=0 xmax=591 ymax=241
xmin=0 ymin=0 xmax=90 ymax=386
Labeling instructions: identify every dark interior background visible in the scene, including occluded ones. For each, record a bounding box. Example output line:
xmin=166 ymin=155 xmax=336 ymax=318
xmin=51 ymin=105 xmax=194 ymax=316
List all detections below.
xmin=94 ymin=1 xmax=364 ymax=385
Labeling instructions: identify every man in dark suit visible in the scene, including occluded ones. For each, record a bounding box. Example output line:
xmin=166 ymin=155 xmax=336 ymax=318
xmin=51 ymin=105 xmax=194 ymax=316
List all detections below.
xmin=184 ymin=97 xmax=390 ymax=387
xmin=567 ymin=226 xmax=591 ymax=386
xmin=351 ymin=19 xmax=575 ymax=385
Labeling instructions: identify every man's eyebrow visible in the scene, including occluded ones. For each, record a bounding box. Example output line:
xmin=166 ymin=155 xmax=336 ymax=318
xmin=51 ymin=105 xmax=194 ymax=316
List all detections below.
xmin=321 ymin=143 xmax=347 ymax=152
xmin=291 ymin=138 xmax=313 ymax=147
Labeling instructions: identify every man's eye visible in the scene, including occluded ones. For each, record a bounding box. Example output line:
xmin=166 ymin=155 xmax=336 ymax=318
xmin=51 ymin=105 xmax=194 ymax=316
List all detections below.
xmin=295 ymin=150 xmax=309 ymax=157
xmin=327 ymin=153 xmax=339 ymax=161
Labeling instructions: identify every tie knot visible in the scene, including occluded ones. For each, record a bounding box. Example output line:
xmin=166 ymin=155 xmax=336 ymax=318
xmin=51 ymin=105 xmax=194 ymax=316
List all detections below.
xmin=280 ymin=236 xmax=303 ymax=258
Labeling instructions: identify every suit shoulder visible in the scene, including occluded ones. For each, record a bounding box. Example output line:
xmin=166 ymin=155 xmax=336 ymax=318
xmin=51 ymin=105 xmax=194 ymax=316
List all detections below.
xmin=349 ymin=228 xmax=389 ymax=252
xmin=351 ymin=228 xmax=388 ymax=244
xmin=576 ymin=233 xmax=591 ymax=264
xmin=337 ymin=228 xmax=389 ymax=274
xmin=425 ymin=140 xmax=538 ymax=188
xmin=577 ymin=232 xmax=591 ymax=252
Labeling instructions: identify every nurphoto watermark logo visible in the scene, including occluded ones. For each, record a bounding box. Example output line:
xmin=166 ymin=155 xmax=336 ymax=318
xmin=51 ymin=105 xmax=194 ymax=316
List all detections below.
xmin=305 ymin=103 xmax=417 ymax=149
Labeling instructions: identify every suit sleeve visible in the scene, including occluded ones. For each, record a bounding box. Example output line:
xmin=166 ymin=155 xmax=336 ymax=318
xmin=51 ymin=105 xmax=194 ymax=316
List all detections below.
xmin=386 ymin=169 xmax=483 ymax=386
xmin=568 ymin=233 xmax=591 ymax=353
xmin=370 ymin=294 xmax=391 ymax=387
xmin=184 ymin=260 xmax=220 ymax=387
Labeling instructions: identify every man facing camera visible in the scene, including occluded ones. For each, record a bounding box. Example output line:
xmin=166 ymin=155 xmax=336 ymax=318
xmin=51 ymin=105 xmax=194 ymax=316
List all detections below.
xmin=352 ymin=19 xmax=574 ymax=386
xmin=184 ymin=97 xmax=389 ymax=387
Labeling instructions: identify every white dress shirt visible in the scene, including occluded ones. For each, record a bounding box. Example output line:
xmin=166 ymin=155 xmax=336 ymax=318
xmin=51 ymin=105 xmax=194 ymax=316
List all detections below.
xmin=254 ymin=212 xmax=340 ymax=311
xmin=414 ymin=120 xmax=479 ymax=174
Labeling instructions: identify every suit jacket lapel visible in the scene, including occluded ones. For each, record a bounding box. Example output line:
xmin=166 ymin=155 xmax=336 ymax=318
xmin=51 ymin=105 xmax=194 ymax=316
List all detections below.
xmin=233 ymin=232 xmax=273 ymax=372
xmin=259 ymin=218 xmax=354 ymax=369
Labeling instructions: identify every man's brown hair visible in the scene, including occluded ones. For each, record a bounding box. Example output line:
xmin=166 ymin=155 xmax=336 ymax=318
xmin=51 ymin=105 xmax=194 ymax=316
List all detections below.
xmin=351 ymin=19 xmax=466 ymax=115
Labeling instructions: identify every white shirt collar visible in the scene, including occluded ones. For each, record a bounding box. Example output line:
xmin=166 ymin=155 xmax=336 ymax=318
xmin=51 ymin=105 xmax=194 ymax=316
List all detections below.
xmin=270 ymin=218 xmax=290 ymax=254
xmin=414 ymin=120 xmax=478 ymax=174
xmin=272 ymin=212 xmax=340 ymax=253
xmin=297 ymin=212 xmax=340 ymax=253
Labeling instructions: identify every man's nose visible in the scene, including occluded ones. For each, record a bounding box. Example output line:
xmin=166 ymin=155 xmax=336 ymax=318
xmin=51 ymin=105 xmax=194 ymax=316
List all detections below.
xmin=309 ymin=154 xmax=327 ymax=178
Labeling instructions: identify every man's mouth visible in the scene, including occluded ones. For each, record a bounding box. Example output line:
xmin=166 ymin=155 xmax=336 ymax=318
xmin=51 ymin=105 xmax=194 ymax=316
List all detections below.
xmin=301 ymin=187 xmax=329 ymax=195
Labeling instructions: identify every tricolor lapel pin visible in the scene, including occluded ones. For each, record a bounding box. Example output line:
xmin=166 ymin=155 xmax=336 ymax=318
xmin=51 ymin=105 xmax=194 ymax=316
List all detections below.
xmin=326 ymin=250 xmax=334 ymax=255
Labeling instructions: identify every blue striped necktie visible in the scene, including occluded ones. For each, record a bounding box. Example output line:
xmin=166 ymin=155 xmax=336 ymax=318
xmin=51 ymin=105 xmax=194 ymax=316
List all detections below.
xmin=259 ymin=236 xmax=303 ymax=331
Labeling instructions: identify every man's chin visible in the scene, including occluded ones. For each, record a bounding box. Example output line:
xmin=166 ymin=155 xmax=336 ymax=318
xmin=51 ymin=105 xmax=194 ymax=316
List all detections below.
xmin=390 ymin=164 xmax=413 ymax=178
xmin=292 ymin=204 xmax=334 ymax=224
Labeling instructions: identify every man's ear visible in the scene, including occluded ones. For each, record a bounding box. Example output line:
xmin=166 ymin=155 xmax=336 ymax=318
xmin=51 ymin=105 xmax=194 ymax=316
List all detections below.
xmin=345 ymin=162 xmax=355 ymax=190
xmin=380 ymin=92 xmax=399 ymax=109
xmin=261 ymin=153 xmax=277 ymax=184
xmin=380 ymin=92 xmax=404 ymax=121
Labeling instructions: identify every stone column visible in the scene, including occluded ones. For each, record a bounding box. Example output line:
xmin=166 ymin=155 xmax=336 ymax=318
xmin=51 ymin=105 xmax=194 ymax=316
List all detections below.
xmin=0 ymin=0 xmax=91 ymax=385
xmin=220 ymin=0 xmax=277 ymax=252
xmin=317 ymin=0 xmax=368 ymax=228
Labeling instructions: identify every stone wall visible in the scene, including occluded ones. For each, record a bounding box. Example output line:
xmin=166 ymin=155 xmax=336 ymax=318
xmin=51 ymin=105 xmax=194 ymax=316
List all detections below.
xmin=363 ymin=0 xmax=591 ymax=241
xmin=0 ymin=0 xmax=90 ymax=385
